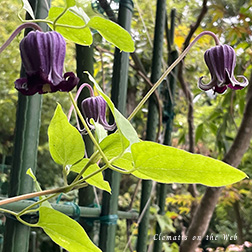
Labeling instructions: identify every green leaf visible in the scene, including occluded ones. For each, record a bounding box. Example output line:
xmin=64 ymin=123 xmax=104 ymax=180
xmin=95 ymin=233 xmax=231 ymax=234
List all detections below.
xmin=26 ymin=169 xmax=52 ymax=208
xmin=75 ymin=0 xmax=102 ymax=18
xmin=47 ymin=7 xmax=92 ymax=46
xmin=21 ymin=0 xmax=35 ymax=19
xmin=66 ymin=0 xmax=76 ymax=7
xmin=100 ymin=132 xmax=129 ymax=160
xmin=71 ymin=159 xmax=111 ymax=192
xmin=37 ymin=207 xmax=101 ymax=252
xmin=87 ymin=16 xmax=135 ymax=52
xmin=87 ymin=73 xmax=140 ymax=146
xmin=69 ymin=6 xmax=90 ymax=24
xmin=48 ymin=104 xmax=85 ymax=166
xmin=90 ymin=119 xmax=107 ymax=143
xmin=112 ymin=152 xmax=134 ymax=171
xmin=131 ymin=141 xmax=247 ymax=187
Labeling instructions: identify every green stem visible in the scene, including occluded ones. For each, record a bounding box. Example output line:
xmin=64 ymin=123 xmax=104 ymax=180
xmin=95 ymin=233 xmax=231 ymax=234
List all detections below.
xmin=0 ymin=208 xmax=18 ymax=216
xmin=128 ymin=31 xmax=220 ymax=121
xmin=72 ymin=151 xmax=100 ymax=184
xmin=69 ymin=164 xmax=109 ymax=189
xmin=68 ymin=92 xmax=110 ymax=165
xmin=17 ymin=193 xmax=60 ymax=217
xmin=16 ymin=214 xmax=38 ymax=228
xmin=53 ymin=6 xmax=68 ymax=31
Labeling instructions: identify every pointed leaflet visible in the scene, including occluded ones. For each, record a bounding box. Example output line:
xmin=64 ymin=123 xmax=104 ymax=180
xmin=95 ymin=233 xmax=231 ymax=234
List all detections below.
xmin=71 ymin=159 xmax=111 ymax=193
xmin=37 ymin=207 xmax=101 ymax=252
xmin=47 ymin=7 xmax=92 ymax=46
xmin=66 ymin=0 xmax=76 ymax=7
xmin=87 ymin=16 xmax=135 ymax=52
xmin=100 ymin=132 xmax=129 ymax=160
xmin=131 ymin=141 xmax=247 ymax=187
xmin=99 ymin=132 xmax=133 ymax=171
xmin=48 ymin=104 xmax=85 ymax=166
xmin=26 ymin=169 xmax=51 ymax=208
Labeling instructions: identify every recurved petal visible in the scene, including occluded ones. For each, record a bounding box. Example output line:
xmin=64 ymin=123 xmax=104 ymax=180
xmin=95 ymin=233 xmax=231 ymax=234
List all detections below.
xmin=15 ymin=77 xmax=41 ymax=95
xmin=225 ymin=68 xmax=248 ymax=90
xmin=54 ymin=72 xmax=79 ymax=92
xmin=198 ymin=76 xmax=217 ymax=91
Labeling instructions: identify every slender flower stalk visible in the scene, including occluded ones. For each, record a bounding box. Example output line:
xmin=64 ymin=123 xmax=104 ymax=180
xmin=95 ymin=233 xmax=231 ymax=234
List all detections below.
xmin=0 ymin=23 xmax=42 ymax=54
xmin=128 ymin=31 xmax=220 ymax=120
xmin=68 ymin=92 xmax=110 ymax=166
xmin=68 ymin=83 xmax=94 ymax=118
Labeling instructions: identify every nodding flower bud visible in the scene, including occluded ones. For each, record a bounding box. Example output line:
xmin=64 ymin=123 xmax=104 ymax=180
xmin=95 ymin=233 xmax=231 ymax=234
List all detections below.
xmin=198 ymin=44 xmax=248 ymax=94
xmin=15 ymin=31 xmax=79 ymax=95
xmin=81 ymin=95 xmax=116 ymax=131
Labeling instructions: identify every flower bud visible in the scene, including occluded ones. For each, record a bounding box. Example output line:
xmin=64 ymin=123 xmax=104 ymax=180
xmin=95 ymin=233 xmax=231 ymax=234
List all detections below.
xmin=81 ymin=95 xmax=116 ymax=131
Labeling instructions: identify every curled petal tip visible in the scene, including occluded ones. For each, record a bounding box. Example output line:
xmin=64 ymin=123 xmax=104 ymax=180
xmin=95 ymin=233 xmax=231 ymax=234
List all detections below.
xmin=198 ymin=76 xmax=216 ymax=91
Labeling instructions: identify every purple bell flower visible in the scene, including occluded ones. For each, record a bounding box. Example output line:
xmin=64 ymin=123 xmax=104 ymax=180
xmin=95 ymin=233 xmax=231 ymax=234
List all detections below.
xmin=15 ymin=31 xmax=79 ymax=95
xmin=81 ymin=95 xmax=116 ymax=131
xmin=198 ymin=44 xmax=248 ymax=94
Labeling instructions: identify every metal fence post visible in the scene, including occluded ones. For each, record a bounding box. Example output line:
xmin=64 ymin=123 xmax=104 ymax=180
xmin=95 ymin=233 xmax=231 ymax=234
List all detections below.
xmin=75 ymin=44 xmax=95 ymax=238
xmin=2 ymin=1 xmax=50 ymax=251
xmin=153 ymin=9 xmax=178 ymax=252
xmin=99 ymin=0 xmax=133 ymax=251
xmin=136 ymin=0 xmax=166 ymax=251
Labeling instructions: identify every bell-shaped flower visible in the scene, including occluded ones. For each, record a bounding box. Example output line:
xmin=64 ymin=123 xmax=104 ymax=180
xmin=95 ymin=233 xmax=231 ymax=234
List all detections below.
xmin=81 ymin=95 xmax=116 ymax=131
xmin=198 ymin=44 xmax=248 ymax=94
xmin=15 ymin=31 xmax=79 ymax=95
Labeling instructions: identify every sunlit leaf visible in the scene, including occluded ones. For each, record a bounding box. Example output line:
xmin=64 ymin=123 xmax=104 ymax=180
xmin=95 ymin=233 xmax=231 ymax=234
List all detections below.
xmin=37 ymin=207 xmax=101 ymax=252
xmin=90 ymin=119 xmax=107 ymax=143
xmin=112 ymin=152 xmax=134 ymax=171
xmin=66 ymin=0 xmax=76 ymax=7
xmin=71 ymin=159 xmax=111 ymax=192
xmin=100 ymin=132 xmax=129 ymax=160
xmin=131 ymin=141 xmax=247 ymax=187
xmin=47 ymin=7 xmax=92 ymax=45
xmin=87 ymin=16 xmax=135 ymax=52
xmin=48 ymin=104 xmax=85 ymax=166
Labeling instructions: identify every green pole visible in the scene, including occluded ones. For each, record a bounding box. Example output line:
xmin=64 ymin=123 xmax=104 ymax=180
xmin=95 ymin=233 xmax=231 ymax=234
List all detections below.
xmin=136 ymin=0 xmax=166 ymax=251
xmin=153 ymin=9 xmax=178 ymax=252
xmin=99 ymin=0 xmax=133 ymax=251
xmin=2 ymin=1 xmax=50 ymax=252
xmin=75 ymin=44 xmax=95 ymax=238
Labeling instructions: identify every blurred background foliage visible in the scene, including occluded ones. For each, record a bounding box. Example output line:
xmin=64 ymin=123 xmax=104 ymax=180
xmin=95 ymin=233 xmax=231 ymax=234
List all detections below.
xmin=0 ymin=0 xmax=252 ymax=251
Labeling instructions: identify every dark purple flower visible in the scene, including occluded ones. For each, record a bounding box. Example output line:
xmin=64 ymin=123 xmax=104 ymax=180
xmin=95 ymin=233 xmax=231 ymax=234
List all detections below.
xmin=81 ymin=95 xmax=116 ymax=131
xmin=198 ymin=44 xmax=248 ymax=94
xmin=15 ymin=31 xmax=79 ymax=95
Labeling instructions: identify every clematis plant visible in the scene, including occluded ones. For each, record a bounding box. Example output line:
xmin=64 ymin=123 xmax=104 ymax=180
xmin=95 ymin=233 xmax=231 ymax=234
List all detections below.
xmin=198 ymin=44 xmax=249 ymax=94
